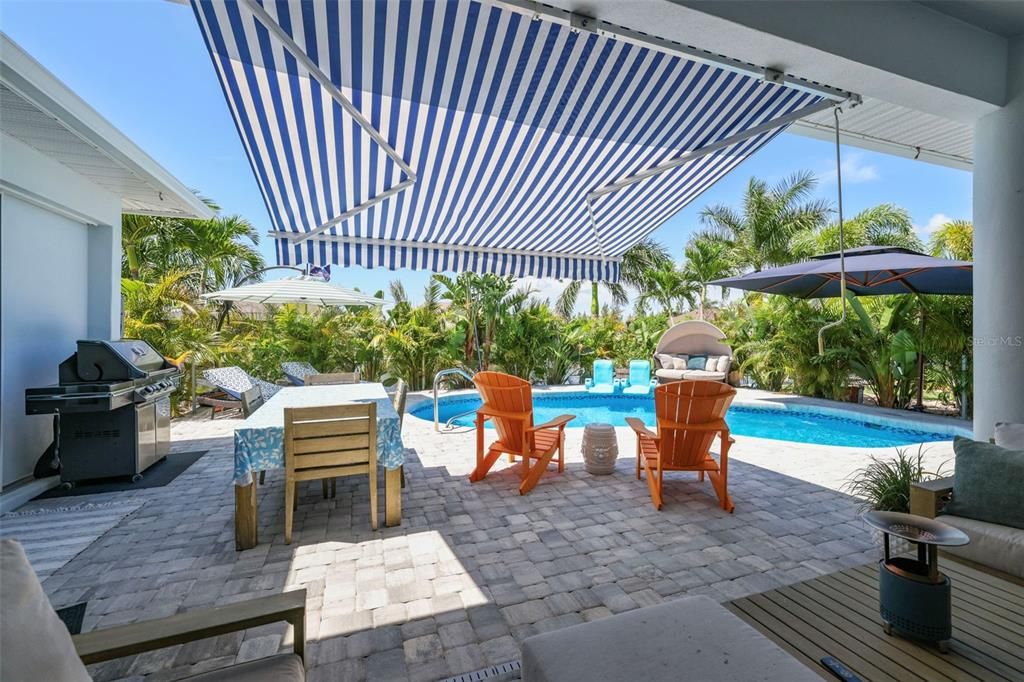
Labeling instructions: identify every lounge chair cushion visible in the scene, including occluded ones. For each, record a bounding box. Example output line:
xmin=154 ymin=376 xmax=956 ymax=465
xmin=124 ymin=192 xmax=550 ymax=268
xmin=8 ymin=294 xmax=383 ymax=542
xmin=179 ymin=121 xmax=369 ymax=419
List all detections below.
xmin=281 ymin=361 xmax=318 ymax=386
xmin=995 ymin=421 xmax=1024 ymax=449
xmin=0 ymin=540 xmax=91 ymax=682
xmin=520 ymin=596 xmax=819 ymax=682
xmin=180 ymin=654 xmax=305 ymax=681
xmin=202 ymin=367 xmax=282 ymax=401
xmin=943 ymin=436 xmax=1024 ymax=529
xmin=938 ymin=515 xmax=1024 ymax=579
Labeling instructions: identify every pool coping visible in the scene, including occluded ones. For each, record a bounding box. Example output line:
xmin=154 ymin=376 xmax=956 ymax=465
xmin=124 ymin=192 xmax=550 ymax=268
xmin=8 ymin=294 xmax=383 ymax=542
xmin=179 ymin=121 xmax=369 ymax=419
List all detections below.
xmin=409 ymin=384 xmax=973 ymax=439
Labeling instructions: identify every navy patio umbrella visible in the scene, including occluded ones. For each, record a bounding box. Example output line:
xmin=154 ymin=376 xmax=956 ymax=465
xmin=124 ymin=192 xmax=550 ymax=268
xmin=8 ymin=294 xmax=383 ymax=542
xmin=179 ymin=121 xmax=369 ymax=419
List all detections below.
xmin=710 ymin=245 xmax=973 ymax=411
xmin=709 ymin=246 xmax=972 ymax=298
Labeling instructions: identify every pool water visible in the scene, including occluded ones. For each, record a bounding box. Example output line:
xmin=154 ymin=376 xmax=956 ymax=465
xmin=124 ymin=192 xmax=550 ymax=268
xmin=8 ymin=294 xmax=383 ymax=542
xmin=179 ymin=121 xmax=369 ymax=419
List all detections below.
xmin=411 ymin=392 xmax=957 ymax=448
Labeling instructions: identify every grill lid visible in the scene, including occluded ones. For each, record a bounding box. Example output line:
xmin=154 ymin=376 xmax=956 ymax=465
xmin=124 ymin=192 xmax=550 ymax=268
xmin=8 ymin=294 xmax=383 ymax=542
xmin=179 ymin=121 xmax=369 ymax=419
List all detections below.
xmin=59 ymin=339 xmax=175 ymax=383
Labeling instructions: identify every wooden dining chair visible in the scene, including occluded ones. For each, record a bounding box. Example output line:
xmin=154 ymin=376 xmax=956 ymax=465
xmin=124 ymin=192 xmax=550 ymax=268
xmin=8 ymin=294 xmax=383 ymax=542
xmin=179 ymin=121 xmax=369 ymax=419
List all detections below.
xmin=307 ymin=372 xmax=360 ymax=385
xmin=626 ymin=380 xmax=736 ymax=512
xmin=283 ymin=403 xmax=377 ymax=542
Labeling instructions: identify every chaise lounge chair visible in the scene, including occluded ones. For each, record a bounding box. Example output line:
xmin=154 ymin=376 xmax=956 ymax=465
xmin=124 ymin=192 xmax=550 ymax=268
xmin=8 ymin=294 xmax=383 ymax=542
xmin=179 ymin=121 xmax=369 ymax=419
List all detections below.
xmin=627 ymin=380 xmax=737 ymax=511
xmin=585 ymin=359 xmax=616 ymax=394
xmin=281 ymin=361 xmax=319 ymax=386
xmin=621 ymin=360 xmax=657 ymax=395
xmin=469 ymin=371 xmax=574 ymax=495
xmin=199 ymin=367 xmax=282 ymax=418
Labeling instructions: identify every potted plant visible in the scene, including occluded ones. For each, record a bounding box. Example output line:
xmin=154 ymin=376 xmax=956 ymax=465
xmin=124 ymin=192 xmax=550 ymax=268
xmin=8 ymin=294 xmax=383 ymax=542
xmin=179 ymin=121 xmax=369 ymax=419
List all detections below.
xmin=845 ymin=446 xmax=947 ymax=554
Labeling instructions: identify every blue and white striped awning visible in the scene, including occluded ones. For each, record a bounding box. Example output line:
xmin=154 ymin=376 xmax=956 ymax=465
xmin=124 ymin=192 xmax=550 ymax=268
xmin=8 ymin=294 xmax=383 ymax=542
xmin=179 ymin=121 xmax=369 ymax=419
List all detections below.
xmin=191 ymin=0 xmax=829 ymax=281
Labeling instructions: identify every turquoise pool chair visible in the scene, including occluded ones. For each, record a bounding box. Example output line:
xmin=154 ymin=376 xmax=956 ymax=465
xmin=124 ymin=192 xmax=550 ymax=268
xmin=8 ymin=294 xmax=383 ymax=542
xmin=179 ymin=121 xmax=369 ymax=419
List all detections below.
xmin=622 ymin=360 xmax=656 ymax=395
xmin=585 ymin=360 xmax=616 ymax=394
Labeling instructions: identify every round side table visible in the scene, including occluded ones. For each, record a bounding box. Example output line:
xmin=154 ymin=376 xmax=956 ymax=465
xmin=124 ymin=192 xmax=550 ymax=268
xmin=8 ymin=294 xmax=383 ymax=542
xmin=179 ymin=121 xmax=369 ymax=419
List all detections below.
xmin=862 ymin=510 xmax=970 ymax=652
xmin=582 ymin=423 xmax=618 ymax=475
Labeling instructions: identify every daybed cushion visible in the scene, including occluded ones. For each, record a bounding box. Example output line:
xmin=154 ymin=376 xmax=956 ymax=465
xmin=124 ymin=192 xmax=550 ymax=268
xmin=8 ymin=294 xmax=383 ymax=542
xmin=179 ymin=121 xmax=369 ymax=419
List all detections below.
xmin=655 ymin=353 xmax=676 ymax=369
xmin=654 ymin=369 xmax=726 ymax=382
xmin=716 ymin=356 xmax=731 ymax=373
xmin=938 ymin=515 xmax=1024 ymax=579
xmin=520 ymin=596 xmax=820 ymax=682
xmin=686 ymin=354 xmax=707 ymax=370
xmin=704 ymin=355 xmax=720 ymax=371
xmin=943 ymin=436 xmax=1024 ymax=529
xmin=995 ymin=421 xmax=1024 ymax=449
xmin=671 ymin=356 xmax=689 ymax=370
xmin=181 ymin=654 xmax=305 ymax=681
xmin=0 ymin=540 xmax=92 ymax=682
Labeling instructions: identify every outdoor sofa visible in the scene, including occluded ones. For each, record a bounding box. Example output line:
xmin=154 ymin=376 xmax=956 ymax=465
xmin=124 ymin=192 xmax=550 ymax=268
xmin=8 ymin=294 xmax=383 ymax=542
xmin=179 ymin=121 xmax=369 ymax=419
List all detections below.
xmin=910 ymin=422 xmax=1024 ymax=579
xmin=520 ymin=595 xmax=820 ymax=681
xmin=0 ymin=539 xmax=306 ymax=681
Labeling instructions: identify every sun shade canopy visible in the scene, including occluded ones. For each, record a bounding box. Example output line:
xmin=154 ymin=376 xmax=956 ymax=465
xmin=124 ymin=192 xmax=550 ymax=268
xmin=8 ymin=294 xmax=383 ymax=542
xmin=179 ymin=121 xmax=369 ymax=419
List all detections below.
xmin=191 ymin=0 xmax=829 ymax=281
xmin=710 ymin=246 xmax=973 ymax=297
xmin=202 ymin=276 xmax=386 ymax=307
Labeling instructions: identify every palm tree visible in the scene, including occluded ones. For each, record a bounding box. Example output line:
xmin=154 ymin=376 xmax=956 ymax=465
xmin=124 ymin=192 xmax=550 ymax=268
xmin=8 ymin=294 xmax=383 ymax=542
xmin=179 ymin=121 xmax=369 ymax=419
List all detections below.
xmin=698 ymin=171 xmax=830 ymax=271
xmin=556 ymin=239 xmax=671 ymax=317
xmin=433 ymin=272 xmax=481 ymax=367
xmin=682 ymin=238 xmax=735 ymax=319
xmin=928 ymin=219 xmax=972 ymax=260
xmin=791 ymin=203 xmax=923 ymax=258
xmin=636 ymin=261 xmax=698 ymax=324
xmin=182 ymin=214 xmax=264 ymax=294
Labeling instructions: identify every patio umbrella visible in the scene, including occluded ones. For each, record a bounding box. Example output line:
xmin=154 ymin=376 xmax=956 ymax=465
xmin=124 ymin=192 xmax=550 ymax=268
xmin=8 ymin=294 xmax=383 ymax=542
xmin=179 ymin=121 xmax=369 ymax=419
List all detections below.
xmin=710 ymin=245 xmax=973 ymax=410
xmin=709 ymin=246 xmax=972 ymax=298
xmin=202 ymin=275 xmax=387 ymax=308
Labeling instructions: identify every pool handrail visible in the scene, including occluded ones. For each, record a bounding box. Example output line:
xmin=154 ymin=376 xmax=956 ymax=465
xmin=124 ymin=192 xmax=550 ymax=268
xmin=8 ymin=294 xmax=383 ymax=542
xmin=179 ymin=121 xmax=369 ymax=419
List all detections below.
xmin=433 ymin=368 xmax=476 ymax=431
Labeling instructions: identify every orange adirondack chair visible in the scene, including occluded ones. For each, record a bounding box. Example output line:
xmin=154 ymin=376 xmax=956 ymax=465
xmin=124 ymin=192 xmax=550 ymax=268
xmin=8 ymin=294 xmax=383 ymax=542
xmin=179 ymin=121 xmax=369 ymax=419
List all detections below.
xmin=469 ymin=371 xmax=574 ymax=495
xmin=626 ymin=380 xmax=737 ymax=512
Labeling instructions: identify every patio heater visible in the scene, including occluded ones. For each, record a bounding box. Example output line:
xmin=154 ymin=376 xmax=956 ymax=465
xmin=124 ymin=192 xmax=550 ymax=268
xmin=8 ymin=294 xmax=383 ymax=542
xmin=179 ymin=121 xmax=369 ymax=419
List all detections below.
xmin=863 ymin=511 xmax=970 ymax=652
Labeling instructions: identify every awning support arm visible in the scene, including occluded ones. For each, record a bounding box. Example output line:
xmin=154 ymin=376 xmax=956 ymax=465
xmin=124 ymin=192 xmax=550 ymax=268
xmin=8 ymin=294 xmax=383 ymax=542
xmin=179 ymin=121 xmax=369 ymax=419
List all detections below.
xmin=585 ymin=97 xmax=843 ymax=255
xmin=241 ymin=0 xmax=417 ymax=246
xmin=818 ymin=106 xmax=847 ymax=355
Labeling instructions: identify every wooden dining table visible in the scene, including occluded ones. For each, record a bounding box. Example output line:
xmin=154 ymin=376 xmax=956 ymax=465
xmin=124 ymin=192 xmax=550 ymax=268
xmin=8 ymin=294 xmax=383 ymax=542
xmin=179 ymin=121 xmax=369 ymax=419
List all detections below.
xmin=232 ymin=383 xmax=405 ymax=549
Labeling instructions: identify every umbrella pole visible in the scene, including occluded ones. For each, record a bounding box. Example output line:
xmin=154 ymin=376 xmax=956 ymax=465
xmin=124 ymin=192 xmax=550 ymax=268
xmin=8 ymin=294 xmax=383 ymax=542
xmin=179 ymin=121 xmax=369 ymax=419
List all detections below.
xmin=913 ymin=302 xmax=926 ymax=411
xmin=818 ymin=106 xmax=847 ymax=355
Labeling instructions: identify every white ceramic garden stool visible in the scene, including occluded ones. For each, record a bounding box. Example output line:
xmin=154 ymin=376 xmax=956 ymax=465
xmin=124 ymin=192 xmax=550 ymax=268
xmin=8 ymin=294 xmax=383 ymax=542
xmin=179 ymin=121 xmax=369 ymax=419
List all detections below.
xmin=582 ymin=423 xmax=619 ymax=475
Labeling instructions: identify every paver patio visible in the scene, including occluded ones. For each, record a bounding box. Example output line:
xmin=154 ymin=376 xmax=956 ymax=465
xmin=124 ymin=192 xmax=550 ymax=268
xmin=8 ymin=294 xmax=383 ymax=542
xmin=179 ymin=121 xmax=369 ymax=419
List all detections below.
xmin=24 ymin=389 xmax=958 ymax=682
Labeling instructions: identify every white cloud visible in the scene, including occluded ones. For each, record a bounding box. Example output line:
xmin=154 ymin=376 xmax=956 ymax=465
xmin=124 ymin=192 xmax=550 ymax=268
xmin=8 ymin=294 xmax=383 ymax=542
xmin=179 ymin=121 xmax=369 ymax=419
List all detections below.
xmin=818 ymin=153 xmax=880 ymax=184
xmin=913 ymin=212 xmax=952 ymax=240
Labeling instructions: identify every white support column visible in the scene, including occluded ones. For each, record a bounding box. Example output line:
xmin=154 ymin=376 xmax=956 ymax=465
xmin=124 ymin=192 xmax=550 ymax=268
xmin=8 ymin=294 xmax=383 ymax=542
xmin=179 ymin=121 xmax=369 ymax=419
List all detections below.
xmin=973 ymin=37 xmax=1024 ymax=440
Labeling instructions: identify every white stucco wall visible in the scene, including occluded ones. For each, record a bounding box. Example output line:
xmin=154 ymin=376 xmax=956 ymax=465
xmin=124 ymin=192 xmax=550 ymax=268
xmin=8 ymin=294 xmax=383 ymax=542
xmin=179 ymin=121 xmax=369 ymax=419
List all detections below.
xmin=0 ymin=132 xmax=121 ymax=488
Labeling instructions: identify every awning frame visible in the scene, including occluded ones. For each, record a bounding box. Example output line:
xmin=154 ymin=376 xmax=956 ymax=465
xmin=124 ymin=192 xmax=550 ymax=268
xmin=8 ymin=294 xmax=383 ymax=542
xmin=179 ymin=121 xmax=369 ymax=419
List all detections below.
xmin=241 ymin=0 xmax=417 ymax=247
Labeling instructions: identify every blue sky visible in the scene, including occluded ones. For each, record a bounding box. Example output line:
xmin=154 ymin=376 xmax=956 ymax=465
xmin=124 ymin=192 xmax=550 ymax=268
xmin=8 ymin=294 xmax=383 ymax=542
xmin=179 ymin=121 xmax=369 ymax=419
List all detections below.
xmin=2 ymin=0 xmax=973 ymax=310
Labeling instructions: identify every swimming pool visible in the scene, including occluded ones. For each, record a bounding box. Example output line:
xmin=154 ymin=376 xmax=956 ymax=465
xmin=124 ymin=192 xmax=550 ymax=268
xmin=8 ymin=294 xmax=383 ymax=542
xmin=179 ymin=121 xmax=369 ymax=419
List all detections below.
xmin=411 ymin=391 xmax=962 ymax=448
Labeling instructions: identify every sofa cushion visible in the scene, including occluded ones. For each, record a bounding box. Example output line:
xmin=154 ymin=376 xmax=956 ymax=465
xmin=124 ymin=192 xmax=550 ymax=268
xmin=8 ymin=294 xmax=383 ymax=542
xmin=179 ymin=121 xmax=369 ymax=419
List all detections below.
xmin=943 ymin=436 xmax=1024 ymax=529
xmin=655 ymin=353 xmax=676 ymax=369
xmin=716 ymin=356 xmax=731 ymax=373
xmin=181 ymin=654 xmax=305 ymax=681
xmin=520 ymin=596 xmax=819 ymax=682
xmin=670 ymin=356 xmax=689 ymax=370
xmin=0 ymin=540 xmax=92 ymax=682
xmin=686 ymin=354 xmax=707 ymax=370
xmin=939 ymin=515 xmax=1024 ymax=579
xmin=995 ymin=422 xmax=1024 ymax=449
xmin=655 ymin=368 xmax=686 ymax=381
xmin=704 ymin=355 xmax=720 ymax=371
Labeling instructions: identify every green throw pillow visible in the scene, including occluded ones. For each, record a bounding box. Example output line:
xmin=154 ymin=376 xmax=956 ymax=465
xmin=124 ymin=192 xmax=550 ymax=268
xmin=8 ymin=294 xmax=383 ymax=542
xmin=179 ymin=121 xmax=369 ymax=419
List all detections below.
xmin=686 ymin=355 xmax=707 ymax=370
xmin=942 ymin=436 xmax=1024 ymax=530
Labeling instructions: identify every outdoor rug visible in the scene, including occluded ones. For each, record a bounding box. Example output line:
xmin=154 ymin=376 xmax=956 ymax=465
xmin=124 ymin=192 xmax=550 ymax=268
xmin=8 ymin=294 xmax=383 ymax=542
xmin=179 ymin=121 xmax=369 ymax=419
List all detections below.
xmin=35 ymin=450 xmax=207 ymax=499
xmin=0 ymin=500 xmax=145 ymax=580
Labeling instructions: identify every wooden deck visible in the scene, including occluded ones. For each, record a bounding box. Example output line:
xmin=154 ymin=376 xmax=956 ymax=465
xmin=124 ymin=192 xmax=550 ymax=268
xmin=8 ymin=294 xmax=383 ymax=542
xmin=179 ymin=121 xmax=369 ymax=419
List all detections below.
xmin=726 ymin=558 xmax=1024 ymax=681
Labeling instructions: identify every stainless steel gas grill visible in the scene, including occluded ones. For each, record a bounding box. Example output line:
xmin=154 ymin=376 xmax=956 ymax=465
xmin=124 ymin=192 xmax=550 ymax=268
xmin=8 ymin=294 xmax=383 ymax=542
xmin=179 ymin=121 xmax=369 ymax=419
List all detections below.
xmin=25 ymin=340 xmax=181 ymax=488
